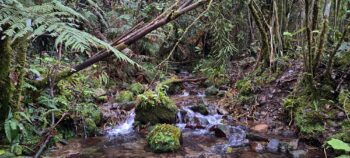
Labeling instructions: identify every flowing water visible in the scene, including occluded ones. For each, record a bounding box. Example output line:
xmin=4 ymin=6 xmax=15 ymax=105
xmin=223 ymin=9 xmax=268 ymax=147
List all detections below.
xmin=46 ymin=73 xmax=324 ymax=157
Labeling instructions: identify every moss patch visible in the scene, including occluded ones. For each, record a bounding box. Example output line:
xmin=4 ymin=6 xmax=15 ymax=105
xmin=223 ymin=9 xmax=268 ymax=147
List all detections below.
xmin=115 ymin=90 xmax=135 ymax=103
xmin=147 ymin=124 xmax=181 ymax=153
xmin=135 ymin=90 xmax=177 ymax=125
xmin=128 ymin=82 xmax=145 ymax=95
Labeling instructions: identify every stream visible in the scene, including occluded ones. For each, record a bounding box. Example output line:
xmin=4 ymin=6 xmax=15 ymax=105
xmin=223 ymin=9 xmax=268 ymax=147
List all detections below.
xmin=46 ymin=73 xmax=325 ymax=158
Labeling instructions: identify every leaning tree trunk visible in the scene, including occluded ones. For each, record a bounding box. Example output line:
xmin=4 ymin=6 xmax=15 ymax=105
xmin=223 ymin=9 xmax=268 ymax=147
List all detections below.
xmin=33 ymin=0 xmax=209 ymax=89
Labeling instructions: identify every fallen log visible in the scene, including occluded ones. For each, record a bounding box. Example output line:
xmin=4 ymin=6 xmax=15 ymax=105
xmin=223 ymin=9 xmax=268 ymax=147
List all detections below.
xmin=34 ymin=0 xmax=209 ymax=89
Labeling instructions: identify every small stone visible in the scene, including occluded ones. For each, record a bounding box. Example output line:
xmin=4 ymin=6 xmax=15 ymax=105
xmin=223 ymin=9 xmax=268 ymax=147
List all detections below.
xmin=205 ymin=86 xmax=219 ymax=96
xmin=251 ymin=124 xmax=269 ymax=133
xmin=337 ymin=112 xmax=345 ymax=119
xmin=250 ymin=142 xmax=264 ymax=153
xmin=267 ymin=139 xmax=280 ymax=153
xmin=290 ymin=150 xmax=306 ymax=158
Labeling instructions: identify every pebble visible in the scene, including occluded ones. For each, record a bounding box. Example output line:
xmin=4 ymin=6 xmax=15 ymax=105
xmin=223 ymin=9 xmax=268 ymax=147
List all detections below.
xmin=250 ymin=142 xmax=264 ymax=153
xmin=267 ymin=139 xmax=280 ymax=153
xmin=251 ymin=124 xmax=269 ymax=133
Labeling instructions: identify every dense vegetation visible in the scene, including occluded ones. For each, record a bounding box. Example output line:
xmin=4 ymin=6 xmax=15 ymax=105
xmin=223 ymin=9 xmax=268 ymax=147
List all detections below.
xmin=0 ymin=0 xmax=350 ymax=157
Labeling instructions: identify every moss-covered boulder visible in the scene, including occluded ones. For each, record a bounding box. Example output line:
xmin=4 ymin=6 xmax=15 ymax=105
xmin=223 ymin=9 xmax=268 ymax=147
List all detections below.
xmin=190 ymin=104 xmax=209 ymax=115
xmin=76 ymin=103 xmax=102 ymax=135
xmin=135 ymin=90 xmax=177 ymax=125
xmin=128 ymin=82 xmax=145 ymax=95
xmin=115 ymin=90 xmax=134 ymax=103
xmin=156 ymin=77 xmax=182 ymax=95
xmin=147 ymin=124 xmax=181 ymax=153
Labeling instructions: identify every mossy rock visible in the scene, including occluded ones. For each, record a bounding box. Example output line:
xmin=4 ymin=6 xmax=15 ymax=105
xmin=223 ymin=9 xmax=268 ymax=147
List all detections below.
xmin=75 ymin=103 xmax=102 ymax=136
xmin=115 ymin=90 xmax=135 ymax=103
xmin=128 ymin=83 xmax=145 ymax=95
xmin=190 ymin=104 xmax=209 ymax=115
xmin=76 ymin=103 xmax=102 ymax=124
xmin=147 ymin=124 xmax=181 ymax=153
xmin=156 ymin=77 xmax=182 ymax=95
xmin=135 ymin=90 xmax=177 ymax=125
xmin=85 ymin=118 xmax=98 ymax=135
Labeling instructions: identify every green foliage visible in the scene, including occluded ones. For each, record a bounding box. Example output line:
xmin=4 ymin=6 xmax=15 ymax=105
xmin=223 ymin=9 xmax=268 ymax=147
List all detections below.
xmin=338 ymin=89 xmax=350 ymax=118
xmin=195 ymin=60 xmax=229 ymax=86
xmin=326 ymin=138 xmax=350 ymax=152
xmin=115 ymin=91 xmax=134 ymax=103
xmin=128 ymin=83 xmax=145 ymax=95
xmin=135 ymin=89 xmax=177 ymax=125
xmin=235 ymin=79 xmax=252 ymax=95
xmin=0 ymin=0 xmax=136 ymax=65
xmin=283 ymin=95 xmax=325 ymax=135
xmin=147 ymin=124 xmax=181 ymax=153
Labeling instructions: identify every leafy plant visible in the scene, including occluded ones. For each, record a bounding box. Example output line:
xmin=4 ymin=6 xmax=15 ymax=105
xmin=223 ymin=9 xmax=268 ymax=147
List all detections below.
xmin=327 ymin=138 xmax=350 ymax=152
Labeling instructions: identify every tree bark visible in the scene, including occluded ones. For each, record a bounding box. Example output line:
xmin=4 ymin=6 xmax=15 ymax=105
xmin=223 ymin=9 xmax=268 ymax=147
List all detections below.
xmin=0 ymin=35 xmax=13 ymax=124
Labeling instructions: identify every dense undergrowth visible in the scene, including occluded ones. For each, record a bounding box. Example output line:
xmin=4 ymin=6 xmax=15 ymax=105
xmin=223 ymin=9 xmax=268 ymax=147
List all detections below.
xmin=1 ymin=0 xmax=350 ymax=157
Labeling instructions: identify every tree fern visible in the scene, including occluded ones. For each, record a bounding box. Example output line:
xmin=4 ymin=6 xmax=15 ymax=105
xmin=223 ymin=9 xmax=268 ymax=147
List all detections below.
xmin=0 ymin=0 xmax=136 ymax=65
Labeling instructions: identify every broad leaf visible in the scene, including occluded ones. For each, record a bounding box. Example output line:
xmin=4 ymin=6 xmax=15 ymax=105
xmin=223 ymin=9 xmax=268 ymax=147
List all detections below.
xmin=327 ymin=138 xmax=350 ymax=152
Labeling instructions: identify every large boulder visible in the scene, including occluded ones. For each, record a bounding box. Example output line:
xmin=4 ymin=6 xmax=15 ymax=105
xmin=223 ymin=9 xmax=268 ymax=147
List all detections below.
xmin=135 ymin=90 xmax=177 ymax=125
xmin=190 ymin=104 xmax=209 ymax=115
xmin=147 ymin=124 xmax=181 ymax=153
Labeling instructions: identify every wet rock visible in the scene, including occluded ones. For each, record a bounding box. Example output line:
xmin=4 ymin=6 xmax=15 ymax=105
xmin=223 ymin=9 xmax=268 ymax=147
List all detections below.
xmin=228 ymin=126 xmax=249 ymax=147
xmin=267 ymin=139 xmax=280 ymax=153
xmin=209 ymin=124 xmax=227 ymax=137
xmin=290 ymin=150 xmax=306 ymax=158
xmin=250 ymin=142 xmax=264 ymax=153
xmin=251 ymin=124 xmax=268 ymax=133
xmin=135 ymin=90 xmax=177 ymax=125
xmin=147 ymin=124 xmax=181 ymax=153
xmin=205 ymin=86 xmax=219 ymax=96
xmin=190 ymin=104 xmax=209 ymax=115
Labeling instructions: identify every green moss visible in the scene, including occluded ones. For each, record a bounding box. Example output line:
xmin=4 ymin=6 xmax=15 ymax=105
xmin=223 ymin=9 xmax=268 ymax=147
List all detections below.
xmin=85 ymin=118 xmax=98 ymax=135
xmin=115 ymin=91 xmax=135 ymax=103
xmin=147 ymin=124 xmax=181 ymax=153
xmin=190 ymin=104 xmax=209 ymax=115
xmin=156 ymin=77 xmax=182 ymax=95
xmin=0 ymin=36 xmax=13 ymax=124
xmin=135 ymin=90 xmax=177 ymax=125
xmin=76 ymin=103 xmax=101 ymax=135
xmin=128 ymin=83 xmax=145 ymax=95
xmin=235 ymin=79 xmax=252 ymax=95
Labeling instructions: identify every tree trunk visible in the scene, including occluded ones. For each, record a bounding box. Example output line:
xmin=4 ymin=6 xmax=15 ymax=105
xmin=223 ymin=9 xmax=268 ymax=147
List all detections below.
xmin=0 ymin=36 xmax=13 ymax=124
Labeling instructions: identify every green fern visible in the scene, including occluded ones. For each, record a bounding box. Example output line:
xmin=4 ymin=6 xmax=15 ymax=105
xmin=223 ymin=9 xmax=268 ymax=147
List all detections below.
xmin=0 ymin=0 xmax=136 ymax=65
